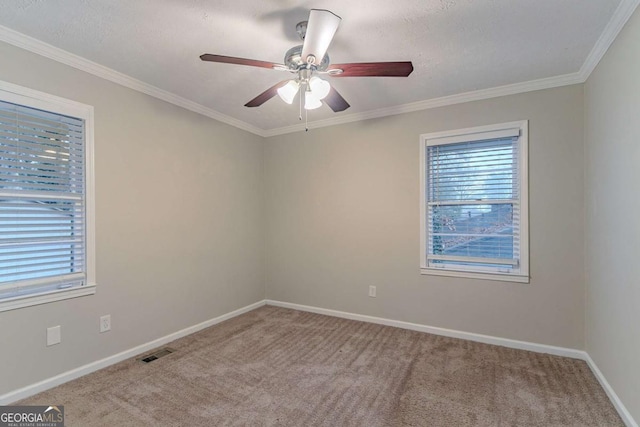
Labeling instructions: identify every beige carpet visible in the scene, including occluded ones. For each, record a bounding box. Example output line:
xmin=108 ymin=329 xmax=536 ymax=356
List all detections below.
xmin=20 ymin=306 xmax=622 ymax=426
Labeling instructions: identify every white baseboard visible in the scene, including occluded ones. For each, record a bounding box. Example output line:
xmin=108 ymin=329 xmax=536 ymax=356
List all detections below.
xmin=0 ymin=300 xmax=266 ymax=405
xmin=2 ymin=298 xmax=636 ymax=427
xmin=583 ymin=353 xmax=638 ymax=427
xmin=265 ymin=300 xmax=583 ymax=358
xmin=266 ymin=299 xmax=637 ymax=427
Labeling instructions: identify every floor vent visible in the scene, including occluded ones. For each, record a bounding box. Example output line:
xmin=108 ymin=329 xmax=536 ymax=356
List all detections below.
xmin=140 ymin=348 xmax=175 ymax=363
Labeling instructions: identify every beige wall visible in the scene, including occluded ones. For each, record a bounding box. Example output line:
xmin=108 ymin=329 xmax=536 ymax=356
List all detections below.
xmin=0 ymin=42 xmax=265 ymax=395
xmin=265 ymin=85 xmax=585 ymax=349
xmin=585 ymin=7 xmax=640 ymax=423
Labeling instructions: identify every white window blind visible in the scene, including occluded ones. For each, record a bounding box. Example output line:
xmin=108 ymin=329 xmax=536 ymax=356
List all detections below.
xmin=420 ymin=121 xmax=528 ymax=282
xmin=0 ymin=99 xmax=86 ymax=300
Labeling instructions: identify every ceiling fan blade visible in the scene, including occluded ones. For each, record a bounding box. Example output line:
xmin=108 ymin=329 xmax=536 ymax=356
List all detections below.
xmin=328 ymin=62 xmax=414 ymax=77
xmin=301 ymin=9 xmax=341 ymax=66
xmin=244 ymin=80 xmax=290 ymax=107
xmin=324 ymin=86 xmax=350 ymax=112
xmin=200 ymin=54 xmax=282 ymax=70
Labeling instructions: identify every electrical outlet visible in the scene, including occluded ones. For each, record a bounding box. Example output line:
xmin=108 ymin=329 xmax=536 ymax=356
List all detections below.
xmin=369 ymin=285 xmax=377 ymax=298
xmin=100 ymin=315 xmax=111 ymax=333
xmin=47 ymin=326 xmax=61 ymax=346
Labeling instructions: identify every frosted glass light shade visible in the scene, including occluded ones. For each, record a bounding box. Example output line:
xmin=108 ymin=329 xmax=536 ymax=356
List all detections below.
xmin=304 ymin=90 xmax=322 ymax=110
xmin=277 ymin=80 xmax=300 ymax=104
xmin=309 ymin=76 xmax=331 ymax=100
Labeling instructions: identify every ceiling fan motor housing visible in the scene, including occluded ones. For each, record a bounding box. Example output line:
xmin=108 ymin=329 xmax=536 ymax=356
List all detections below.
xmin=284 ymin=45 xmax=330 ymax=72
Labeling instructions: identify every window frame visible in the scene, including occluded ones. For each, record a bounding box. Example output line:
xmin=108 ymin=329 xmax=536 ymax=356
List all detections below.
xmin=0 ymin=80 xmax=95 ymax=312
xmin=419 ymin=121 xmax=529 ymax=283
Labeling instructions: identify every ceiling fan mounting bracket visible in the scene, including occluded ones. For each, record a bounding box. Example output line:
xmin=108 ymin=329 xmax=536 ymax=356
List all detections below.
xmin=295 ymin=21 xmax=308 ymax=40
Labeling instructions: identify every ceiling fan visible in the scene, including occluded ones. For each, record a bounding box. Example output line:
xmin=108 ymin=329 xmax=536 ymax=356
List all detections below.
xmin=200 ymin=9 xmax=413 ymax=114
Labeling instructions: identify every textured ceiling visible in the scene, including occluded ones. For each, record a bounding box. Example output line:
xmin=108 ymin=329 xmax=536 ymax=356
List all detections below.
xmin=0 ymin=0 xmax=622 ymax=132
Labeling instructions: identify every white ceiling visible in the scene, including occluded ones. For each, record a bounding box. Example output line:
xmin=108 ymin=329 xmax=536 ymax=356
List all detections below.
xmin=0 ymin=0 xmax=626 ymax=133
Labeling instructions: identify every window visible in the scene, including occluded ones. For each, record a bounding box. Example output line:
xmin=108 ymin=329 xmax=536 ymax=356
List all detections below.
xmin=0 ymin=81 xmax=95 ymax=311
xmin=420 ymin=121 xmax=529 ymax=283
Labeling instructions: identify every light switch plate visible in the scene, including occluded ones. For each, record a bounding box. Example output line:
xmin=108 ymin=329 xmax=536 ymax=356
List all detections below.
xmin=369 ymin=285 xmax=377 ymax=298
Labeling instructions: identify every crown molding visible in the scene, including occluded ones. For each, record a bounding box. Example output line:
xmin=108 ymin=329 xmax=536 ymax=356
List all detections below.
xmin=263 ymin=72 xmax=584 ymax=137
xmin=578 ymin=0 xmax=640 ymax=81
xmin=0 ymin=24 xmax=266 ymax=137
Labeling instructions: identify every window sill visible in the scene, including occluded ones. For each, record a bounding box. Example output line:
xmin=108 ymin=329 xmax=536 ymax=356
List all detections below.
xmin=421 ymin=268 xmax=529 ymax=283
xmin=0 ymin=285 xmax=96 ymax=313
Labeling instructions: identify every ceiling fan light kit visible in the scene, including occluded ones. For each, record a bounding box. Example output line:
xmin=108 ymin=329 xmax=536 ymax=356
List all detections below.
xmin=200 ymin=8 xmax=414 ymax=130
xmin=277 ymin=73 xmax=331 ymax=110
xmin=309 ymin=77 xmax=331 ymax=100
xmin=304 ymin=89 xmax=323 ymax=110
xmin=276 ymin=80 xmax=300 ymax=104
